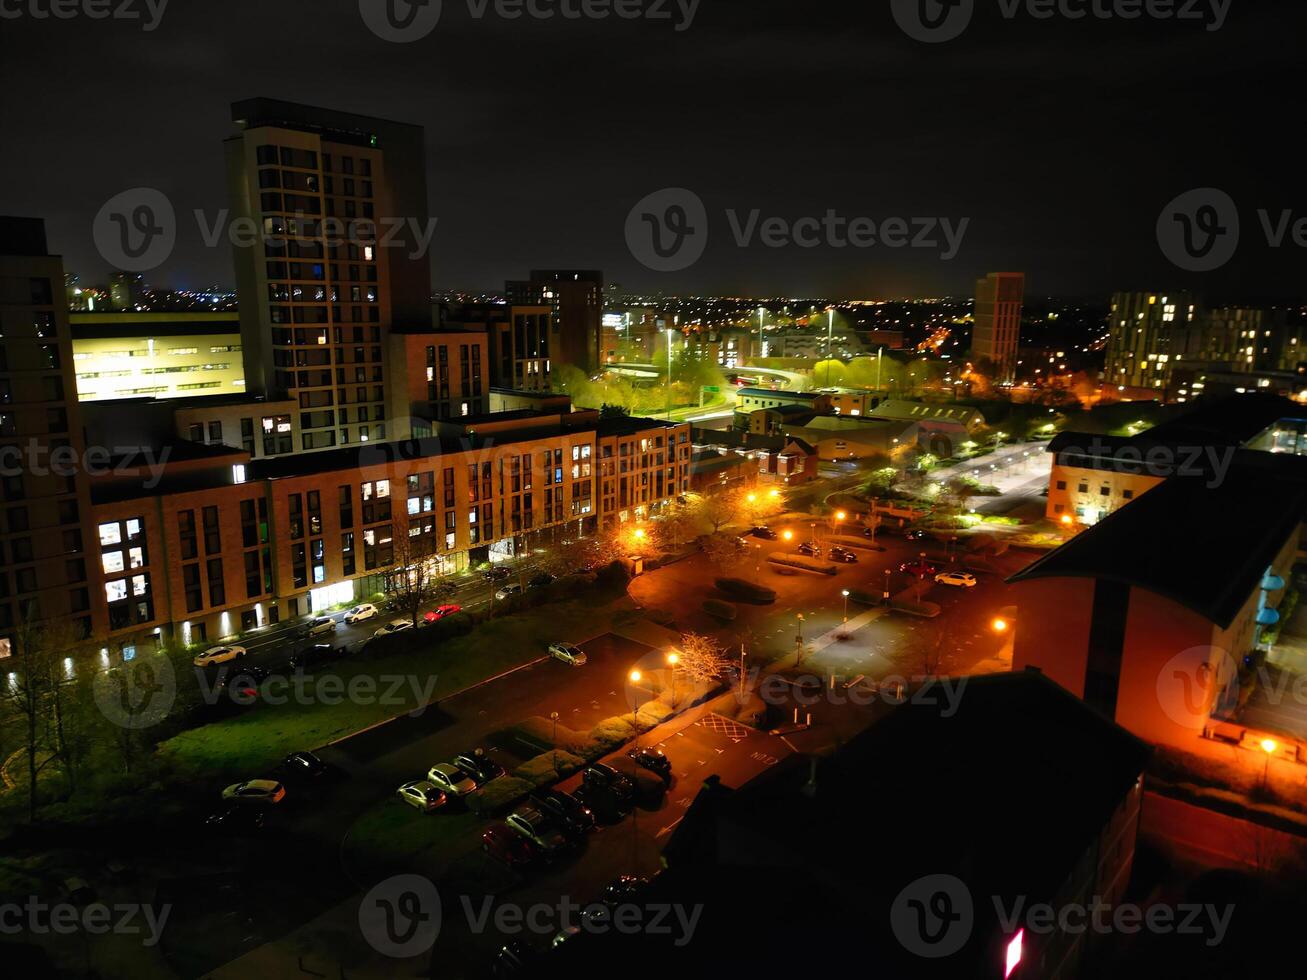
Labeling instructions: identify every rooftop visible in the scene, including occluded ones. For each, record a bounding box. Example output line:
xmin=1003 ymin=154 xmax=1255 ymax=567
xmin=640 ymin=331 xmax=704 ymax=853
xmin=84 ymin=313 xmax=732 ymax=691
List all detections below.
xmin=736 ymin=387 xmax=823 ymax=400
xmin=1010 ymin=453 xmax=1307 ymax=628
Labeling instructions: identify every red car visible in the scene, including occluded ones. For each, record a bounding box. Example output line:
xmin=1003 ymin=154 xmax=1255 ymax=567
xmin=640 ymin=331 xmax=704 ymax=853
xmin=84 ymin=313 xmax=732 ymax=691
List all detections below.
xmin=482 ymin=822 xmax=540 ymax=868
xmin=423 ymin=604 xmax=462 ymax=624
xmin=898 ymin=560 xmax=941 ymax=577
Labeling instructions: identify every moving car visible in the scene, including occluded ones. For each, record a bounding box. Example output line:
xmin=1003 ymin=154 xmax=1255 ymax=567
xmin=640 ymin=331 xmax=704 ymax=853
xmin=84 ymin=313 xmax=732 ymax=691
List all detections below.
xmin=426 ymin=763 xmax=478 ymax=797
xmin=397 ymin=780 xmax=446 ymax=813
xmin=483 ymin=566 xmax=511 ymax=582
xmin=582 ymin=763 xmax=635 ymax=805
xmin=204 ymin=805 xmax=265 ymax=834
xmin=281 ymin=751 xmax=328 ymax=779
xmin=828 ymin=545 xmax=858 ymax=563
xmin=751 ymin=525 xmax=778 ymax=539
xmin=628 ymin=745 xmax=672 ymax=780
xmin=935 ymin=570 xmax=978 ymax=588
xmin=547 ymin=642 xmax=587 ymax=667
xmin=530 ymin=788 xmax=595 ymax=837
xmin=482 ymin=823 xmax=540 ymax=867
xmin=374 ymin=619 xmax=413 ymax=638
xmin=898 ymin=560 xmax=940 ymax=577
xmin=454 ymin=752 xmax=505 ymax=786
xmin=344 ymin=603 xmax=378 ymax=624
xmin=505 ymin=806 xmax=570 ymax=859
xmin=797 ymin=542 xmax=821 ymax=558
xmin=304 ymin=616 xmax=337 ymax=638
xmin=495 ymin=583 xmax=523 ymax=600
xmin=193 ymin=645 xmax=245 ymax=668
xmin=221 ymin=779 xmax=286 ymax=805
xmin=422 ymin=604 xmax=462 ymax=624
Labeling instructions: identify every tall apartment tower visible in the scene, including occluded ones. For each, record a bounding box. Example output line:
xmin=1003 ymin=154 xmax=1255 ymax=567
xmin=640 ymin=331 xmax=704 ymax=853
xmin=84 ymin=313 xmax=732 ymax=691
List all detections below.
xmin=506 ymin=270 xmax=603 ymax=375
xmin=0 ymin=217 xmax=99 ymax=653
xmin=1104 ymin=291 xmax=1198 ymax=392
xmin=225 ymin=99 xmax=433 ymax=451
xmin=972 ymin=272 xmax=1025 ymax=385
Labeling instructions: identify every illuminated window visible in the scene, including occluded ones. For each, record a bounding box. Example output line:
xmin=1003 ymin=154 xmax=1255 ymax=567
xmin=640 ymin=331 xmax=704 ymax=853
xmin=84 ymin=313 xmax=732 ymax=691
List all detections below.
xmin=99 ymin=522 xmax=122 ymax=546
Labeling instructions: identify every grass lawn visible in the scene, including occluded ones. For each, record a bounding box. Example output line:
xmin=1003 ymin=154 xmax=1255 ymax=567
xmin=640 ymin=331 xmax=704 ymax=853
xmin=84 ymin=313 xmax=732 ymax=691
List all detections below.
xmin=159 ymin=596 xmax=640 ymax=781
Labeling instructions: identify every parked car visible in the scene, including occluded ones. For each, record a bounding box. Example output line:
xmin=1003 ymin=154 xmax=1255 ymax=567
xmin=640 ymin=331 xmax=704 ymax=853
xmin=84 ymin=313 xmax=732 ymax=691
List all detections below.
xmin=304 ymin=616 xmax=337 ymax=638
xmin=628 ymin=745 xmax=672 ymax=780
xmin=397 ymin=780 xmax=446 ymax=813
xmin=281 ymin=751 xmax=328 ymax=779
xmin=828 ymin=545 xmax=858 ymax=563
xmin=482 ymin=822 xmax=540 ymax=868
xmin=211 ymin=664 xmax=267 ymax=703
xmin=288 ymin=642 xmax=336 ymax=671
xmin=374 ymin=619 xmax=413 ymax=638
xmin=344 ymin=603 xmax=378 ymax=624
xmin=601 ymin=875 xmax=651 ymax=905
xmin=495 ymin=583 xmax=523 ymax=601
xmin=221 ymin=779 xmax=286 ymax=805
xmin=904 ymin=529 xmax=930 ymax=542
xmin=422 ymin=604 xmax=462 ymax=624
xmin=751 ymin=525 xmax=778 ymax=539
xmin=530 ymin=789 xmax=595 ymax=837
xmin=548 ymin=642 xmax=587 ymax=667
xmin=426 ymin=763 xmax=478 ymax=797
xmin=797 ymin=542 xmax=821 ymax=557
xmin=454 ymin=752 xmax=505 ymax=786
xmin=898 ymin=560 xmax=940 ymax=577
xmin=505 ymin=806 xmax=570 ymax=859
xmin=483 ymin=566 xmax=511 ymax=582
xmin=204 ymin=805 xmax=265 ymax=834
xmin=529 ymin=572 xmax=555 ymax=589
xmin=935 ymin=570 xmax=978 ymax=588
xmin=193 ymin=645 xmax=245 ymax=668
xmin=491 ymin=940 xmax=534 ymax=977
xmin=582 ymin=763 xmax=635 ymax=805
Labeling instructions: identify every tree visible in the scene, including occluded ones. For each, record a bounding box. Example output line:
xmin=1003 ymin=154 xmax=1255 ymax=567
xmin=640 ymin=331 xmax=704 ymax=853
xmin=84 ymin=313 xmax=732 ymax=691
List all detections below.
xmin=693 ymin=488 xmax=742 ymax=533
xmin=674 ymin=633 xmax=735 ymax=686
xmin=894 ymin=620 xmax=955 ymax=680
xmin=701 ymin=532 xmax=749 ymax=573
xmin=384 ymin=536 xmax=457 ymax=626
xmin=653 ymin=502 xmax=698 ymax=552
xmin=599 ymin=403 xmax=630 ymax=419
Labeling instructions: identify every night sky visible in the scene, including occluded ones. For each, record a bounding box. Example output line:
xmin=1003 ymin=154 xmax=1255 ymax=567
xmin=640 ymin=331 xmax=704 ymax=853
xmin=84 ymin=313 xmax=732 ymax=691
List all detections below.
xmin=1 ymin=0 xmax=1301 ymax=301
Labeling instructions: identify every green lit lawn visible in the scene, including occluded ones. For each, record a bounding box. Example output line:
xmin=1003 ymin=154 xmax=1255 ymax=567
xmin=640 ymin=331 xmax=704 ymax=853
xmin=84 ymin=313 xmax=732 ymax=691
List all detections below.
xmin=159 ymin=597 xmax=638 ymax=780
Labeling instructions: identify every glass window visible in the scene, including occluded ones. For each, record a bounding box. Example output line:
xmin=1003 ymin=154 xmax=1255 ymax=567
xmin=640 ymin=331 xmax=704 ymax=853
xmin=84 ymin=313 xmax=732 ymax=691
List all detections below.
xmin=99 ymin=521 xmax=122 ymax=546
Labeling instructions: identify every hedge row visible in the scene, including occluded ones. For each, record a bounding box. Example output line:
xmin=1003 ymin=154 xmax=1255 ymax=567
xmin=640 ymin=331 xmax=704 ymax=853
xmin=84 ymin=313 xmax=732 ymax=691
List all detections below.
xmin=714 ymin=578 xmax=777 ymax=604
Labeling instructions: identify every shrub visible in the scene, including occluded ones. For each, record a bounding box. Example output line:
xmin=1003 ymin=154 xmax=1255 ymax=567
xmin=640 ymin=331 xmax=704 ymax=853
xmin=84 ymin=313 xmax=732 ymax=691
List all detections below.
xmin=589 ymin=717 xmax=639 ymax=752
xmin=626 ymin=701 xmax=675 ymax=731
xmin=889 ymin=599 xmax=941 ymax=618
xmin=470 ymin=776 xmax=533 ymax=816
xmin=703 ymin=598 xmax=737 ymax=621
xmin=506 ymin=716 xmax=586 ymax=754
xmin=513 ymin=750 xmax=585 ymax=785
xmin=714 ymin=577 xmax=777 ymax=604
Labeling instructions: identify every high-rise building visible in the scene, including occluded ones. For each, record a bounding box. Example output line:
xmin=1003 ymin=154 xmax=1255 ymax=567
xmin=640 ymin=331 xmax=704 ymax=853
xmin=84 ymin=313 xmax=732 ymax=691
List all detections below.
xmin=0 ymin=217 xmax=99 ymax=652
xmin=446 ymin=303 xmax=554 ymax=392
xmin=1103 ymin=291 xmax=1198 ymax=393
xmin=225 ymin=98 xmax=434 ymax=452
xmin=506 ymin=270 xmax=603 ymax=374
xmin=971 ymin=272 xmax=1024 ymax=385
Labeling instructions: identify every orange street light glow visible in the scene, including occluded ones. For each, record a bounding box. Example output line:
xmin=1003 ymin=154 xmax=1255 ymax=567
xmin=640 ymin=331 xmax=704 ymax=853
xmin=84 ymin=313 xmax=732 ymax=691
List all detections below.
xmin=782 ymin=529 xmax=794 ymax=540
xmin=633 ymin=528 xmax=646 ymax=539
xmin=835 ymin=511 xmax=846 ymax=521
xmin=1261 ymin=738 xmax=1278 ymax=754
xmin=992 ymin=617 xmax=1008 ymax=632
xmin=666 ymin=651 xmax=679 ymax=666
xmin=1060 ymin=514 xmax=1073 ymax=525
xmin=629 ymin=669 xmax=642 ymax=683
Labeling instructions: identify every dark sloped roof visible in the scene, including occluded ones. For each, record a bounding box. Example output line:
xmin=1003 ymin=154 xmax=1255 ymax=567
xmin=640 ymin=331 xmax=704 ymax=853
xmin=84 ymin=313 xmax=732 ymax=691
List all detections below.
xmin=1010 ymin=455 xmax=1307 ymax=628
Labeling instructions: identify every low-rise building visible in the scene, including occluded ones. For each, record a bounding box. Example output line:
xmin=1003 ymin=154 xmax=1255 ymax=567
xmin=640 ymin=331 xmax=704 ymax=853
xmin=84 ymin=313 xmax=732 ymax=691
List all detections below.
xmin=781 ymin=415 xmax=915 ymax=461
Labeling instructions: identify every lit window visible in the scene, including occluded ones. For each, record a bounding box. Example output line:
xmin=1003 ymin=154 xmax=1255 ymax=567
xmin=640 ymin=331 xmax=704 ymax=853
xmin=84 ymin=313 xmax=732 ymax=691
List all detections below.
xmin=102 ymin=552 xmax=125 ymax=574
xmin=99 ymin=522 xmax=122 ymax=546
xmin=105 ymin=580 xmax=128 ymax=602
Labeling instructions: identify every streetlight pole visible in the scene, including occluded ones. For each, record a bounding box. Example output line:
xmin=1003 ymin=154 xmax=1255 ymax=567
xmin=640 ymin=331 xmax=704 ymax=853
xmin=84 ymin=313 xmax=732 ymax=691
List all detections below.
xmin=842 ymin=589 xmax=850 ymax=623
xmin=739 ymin=642 xmax=747 ymax=698
xmin=550 ymin=711 xmax=560 ymax=775
xmin=630 ymin=669 xmax=643 ymax=723
xmin=826 ymin=308 xmax=835 ymax=386
xmin=876 ymin=346 xmax=883 ymax=395
xmin=666 ymin=327 xmax=674 ymax=420
xmin=666 ymin=650 xmax=679 ymax=710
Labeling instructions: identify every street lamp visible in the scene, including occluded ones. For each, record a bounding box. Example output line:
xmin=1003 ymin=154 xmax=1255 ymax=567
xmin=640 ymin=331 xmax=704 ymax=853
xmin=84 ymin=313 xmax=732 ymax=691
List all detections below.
xmin=1261 ymin=738 xmax=1277 ymax=790
xmin=550 ymin=711 xmax=560 ymax=774
xmin=842 ymin=589 xmax=850 ymax=623
xmin=629 ymin=669 xmax=643 ymax=722
xmin=782 ymin=529 xmax=794 ymax=542
xmin=666 ymin=650 xmax=679 ymax=708
xmin=992 ymin=617 xmax=1008 ymax=633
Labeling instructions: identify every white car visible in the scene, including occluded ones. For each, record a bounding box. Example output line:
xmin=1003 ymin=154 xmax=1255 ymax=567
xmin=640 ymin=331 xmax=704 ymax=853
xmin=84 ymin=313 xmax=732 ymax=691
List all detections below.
xmin=345 ymin=603 xmax=378 ymax=624
xmin=221 ymin=779 xmax=286 ymax=804
xmin=495 ymin=584 xmax=523 ymax=601
xmin=426 ymin=763 xmax=478 ymax=797
xmin=374 ymin=619 xmax=413 ymax=638
xmin=397 ymin=780 xmax=445 ymax=813
xmin=935 ymin=571 xmax=978 ymax=588
xmin=548 ymin=643 xmax=587 ymax=667
xmin=194 ymin=645 xmax=246 ymax=668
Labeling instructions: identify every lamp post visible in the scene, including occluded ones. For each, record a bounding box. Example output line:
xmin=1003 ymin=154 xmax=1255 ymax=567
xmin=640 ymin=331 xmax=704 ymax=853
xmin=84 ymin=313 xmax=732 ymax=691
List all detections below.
xmin=629 ymin=669 xmax=643 ymax=723
xmin=666 ymin=650 xmax=679 ymax=709
xmin=550 ymin=711 xmax=560 ymax=775
xmin=842 ymin=589 xmax=850 ymax=623
xmin=739 ymin=642 xmax=747 ymax=699
xmin=1261 ymin=738 xmax=1277 ymax=790
xmin=884 ymin=568 xmax=891 ymax=606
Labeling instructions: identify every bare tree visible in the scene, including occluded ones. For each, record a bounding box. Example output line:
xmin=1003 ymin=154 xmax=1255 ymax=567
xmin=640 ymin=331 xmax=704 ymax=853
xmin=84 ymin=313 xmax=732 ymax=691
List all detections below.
xmin=384 ymin=535 xmax=457 ymax=626
xmin=675 ymin=633 xmax=735 ymax=686
xmin=693 ymin=489 xmax=741 ymax=534
xmin=702 ymin=532 xmax=750 ymax=574
xmin=653 ymin=502 xmax=698 ymax=552
xmin=895 ymin=620 xmax=953 ymax=679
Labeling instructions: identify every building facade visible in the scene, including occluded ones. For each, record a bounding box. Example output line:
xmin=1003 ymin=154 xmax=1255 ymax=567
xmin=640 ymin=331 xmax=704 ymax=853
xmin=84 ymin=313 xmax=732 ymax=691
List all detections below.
xmin=972 ymin=272 xmax=1025 ymax=385
xmin=506 ymin=270 xmax=603 ymax=375
xmin=70 ymin=311 xmax=244 ymax=401
xmin=1103 ymin=291 xmax=1198 ymax=392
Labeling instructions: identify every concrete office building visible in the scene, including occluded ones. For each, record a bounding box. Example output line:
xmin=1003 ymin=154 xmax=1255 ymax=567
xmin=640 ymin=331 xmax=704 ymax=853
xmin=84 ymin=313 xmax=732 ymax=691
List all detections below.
xmin=506 ymin=270 xmax=603 ymax=374
xmin=972 ymin=272 xmax=1024 ymax=385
